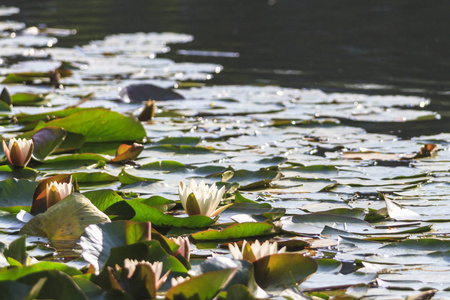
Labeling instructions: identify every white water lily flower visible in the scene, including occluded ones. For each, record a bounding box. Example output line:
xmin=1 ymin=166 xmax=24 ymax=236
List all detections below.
xmin=123 ymin=259 xmax=169 ymax=290
xmin=229 ymin=240 xmax=287 ymax=262
xmin=178 ymin=180 xmax=231 ymax=217
xmin=2 ymin=138 xmax=33 ymax=168
xmin=46 ymin=181 xmax=73 ymax=207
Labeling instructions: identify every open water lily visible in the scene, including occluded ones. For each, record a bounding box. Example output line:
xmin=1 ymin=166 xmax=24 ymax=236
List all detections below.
xmin=2 ymin=138 xmax=33 ymax=168
xmin=229 ymin=239 xmax=287 ymax=262
xmin=170 ymin=236 xmax=191 ymax=260
xmin=46 ymin=181 xmax=73 ymax=208
xmin=178 ymin=180 xmax=231 ymax=217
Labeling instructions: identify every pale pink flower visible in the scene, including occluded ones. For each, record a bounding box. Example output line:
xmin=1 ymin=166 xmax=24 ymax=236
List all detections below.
xmin=178 ymin=180 xmax=231 ymax=217
xmin=2 ymin=138 xmax=33 ymax=168
xmin=46 ymin=181 xmax=73 ymax=207
xmin=170 ymin=236 xmax=190 ymax=260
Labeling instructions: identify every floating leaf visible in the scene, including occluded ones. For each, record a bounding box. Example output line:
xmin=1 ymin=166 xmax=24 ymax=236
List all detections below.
xmin=110 ymin=143 xmax=144 ymax=163
xmin=253 ymin=253 xmax=317 ymax=289
xmin=31 ymin=127 xmax=67 ymax=160
xmin=0 ymin=165 xmax=38 ymax=181
xmin=80 ymin=221 xmax=151 ymax=275
xmin=192 ymin=222 xmax=276 ymax=241
xmin=120 ymin=83 xmax=184 ymax=102
xmin=124 ymin=200 xmax=216 ymax=228
xmin=43 ymin=109 xmax=146 ymax=142
xmin=83 ymin=189 xmax=124 ymax=212
xmin=199 ymin=256 xmax=259 ymax=293
xmin=0 ymin=278 xmax=46 ymax=300
xmin=384 ymin=195 xmax=421 ymax=221
xmin=20 ymin=193 xmax=110 ymax=250
xmin=18 ymin=270 xmax=88 ymax=300
xmin=165 ymin=268 xmax=237 ymax=300
xmin=0 ymin=179 xmax=39 ymax=213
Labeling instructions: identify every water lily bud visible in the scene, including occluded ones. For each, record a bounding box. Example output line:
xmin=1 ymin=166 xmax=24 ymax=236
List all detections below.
xmin=178 ymin=180 xmax=232 ymax=217
xmin=170 ymin=236 xmax=191 ymax=260
xmin=2 ymin=138 xmax=34 ymax=168
xmin=46 ymin=181 xmax=73 ymax=208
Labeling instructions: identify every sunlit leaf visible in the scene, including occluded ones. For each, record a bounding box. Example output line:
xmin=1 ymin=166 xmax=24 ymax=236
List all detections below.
xmin=20 ymin=193 xmax=110 ymax=250
xmin=191 ymin=222 xmax=276 ymax=241
xmin=43 ymin=109 xmax=146 ymax=142
xmin=80 ymin=221 xmax=151 ymax=275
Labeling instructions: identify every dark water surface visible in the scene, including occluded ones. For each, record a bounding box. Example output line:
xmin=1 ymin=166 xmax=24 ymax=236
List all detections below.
xmin=3 ymin=0 xmax=449 ymax=137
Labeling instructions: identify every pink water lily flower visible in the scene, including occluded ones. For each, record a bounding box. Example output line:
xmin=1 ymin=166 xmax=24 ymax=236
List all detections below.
xmin=170 ymin=236 xmax=191 ymax=260
xmin=2 ymin=138 xmax=33 ymax=168
xmin=46 ymin=181 xmax=73 ymax=207
xmin=178 ymin=180 xmax=231 ymax=217
xmin=229 ymin=240 xmax=287 ymax=262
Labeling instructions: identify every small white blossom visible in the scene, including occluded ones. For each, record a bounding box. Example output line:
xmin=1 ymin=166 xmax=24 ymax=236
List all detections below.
xmin=178 ymin=180 xmax=231 ymax=217
xmin=229 ymin=240 xmax=287 ymax=262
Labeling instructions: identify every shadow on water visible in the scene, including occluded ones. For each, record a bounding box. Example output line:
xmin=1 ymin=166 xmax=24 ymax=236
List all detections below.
xmin=3 ymin=0 xmax=450 ymax=138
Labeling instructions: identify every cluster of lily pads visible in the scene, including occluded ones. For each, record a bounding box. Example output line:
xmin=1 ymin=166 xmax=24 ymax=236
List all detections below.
xmin=0 ymin=5 xmax=450 ymax=300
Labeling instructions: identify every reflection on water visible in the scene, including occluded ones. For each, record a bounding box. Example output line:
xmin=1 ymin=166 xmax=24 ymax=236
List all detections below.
xmin=2 ymin=0 xmax=449 ymax=136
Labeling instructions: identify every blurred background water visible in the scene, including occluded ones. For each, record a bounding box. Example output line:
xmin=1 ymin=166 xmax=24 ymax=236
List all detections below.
xmin=3 ymin=0 xmax=449 ymax=138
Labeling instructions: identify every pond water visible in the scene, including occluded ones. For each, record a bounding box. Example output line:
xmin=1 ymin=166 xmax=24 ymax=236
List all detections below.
xmin=0 ymin=1 xmax=450 ymax=299
xmin=5 ymin=0 xmax=450 ymax=137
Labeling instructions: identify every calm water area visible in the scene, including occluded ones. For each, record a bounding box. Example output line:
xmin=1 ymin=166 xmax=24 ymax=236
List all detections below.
xmin=3 ymin=0 xmax=449 ymax=138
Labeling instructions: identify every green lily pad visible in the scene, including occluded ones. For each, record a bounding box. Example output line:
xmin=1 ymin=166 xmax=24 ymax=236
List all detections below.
xmin=0 ymin=179 xmax=39 ymax=213
xmin=155 ymin=137 xmax=201 ymax=147
xmin=43 ymin=109 xmax=146 ymax=142
xmin=83 ymin=189 xmax=124 ymax=212
xmin=124 ymin=200 xmax=216 ymax=228
xmin=165 ymin=268 xmax=238 ymax=300
xmin=282 ymin=214 xmax=371 ymax=235
xmin=0 ymin=165 xmax=39 ymax=181
xmin=199 ymin=256 xmax=259 ymax=293
xmin=80 ymin=221 xmax=152 ymax=274
xmin=253 ymin=253 xmax=318 ymax=289
xmin=225 ymin=169 xmax=281 ymax=190
xmin=0 ymin=261 xmax=82 ymax=280
xmin=32 ymin=126 xmax=67 ymax=160
xmin=0 ymin=279 xmax=46 ymax=300
xmin=18 ymin=270 xmax=88 ymax=300
xmin=191 ymin=222 xmax=276 ymax=241
xmin=71 ymin=172 xmax=118 ymax=184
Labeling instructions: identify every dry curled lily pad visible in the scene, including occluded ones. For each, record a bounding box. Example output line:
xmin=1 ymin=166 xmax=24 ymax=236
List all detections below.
xmin=20 ymin=193 xmax=110 ymax=250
